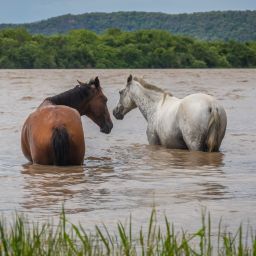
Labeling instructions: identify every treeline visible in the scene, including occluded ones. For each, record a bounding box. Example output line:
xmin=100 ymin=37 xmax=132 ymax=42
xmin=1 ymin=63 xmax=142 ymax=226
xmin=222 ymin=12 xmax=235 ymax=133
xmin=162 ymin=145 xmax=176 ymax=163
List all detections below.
xmin=0 ymin=28 xmax=256 ymax=69
xmin=0 ymin=11 xmax=256 ymax=41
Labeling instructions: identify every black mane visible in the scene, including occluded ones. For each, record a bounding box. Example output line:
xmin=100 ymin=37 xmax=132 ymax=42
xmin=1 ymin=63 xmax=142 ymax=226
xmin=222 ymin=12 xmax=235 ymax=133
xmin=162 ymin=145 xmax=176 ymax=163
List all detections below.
xmin=46 ymin=84 xmax=92 ymax=110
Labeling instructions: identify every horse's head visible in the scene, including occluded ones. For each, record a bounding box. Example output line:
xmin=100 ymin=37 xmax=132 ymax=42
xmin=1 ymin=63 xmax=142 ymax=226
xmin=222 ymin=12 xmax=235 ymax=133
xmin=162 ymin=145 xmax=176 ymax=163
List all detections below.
xmin=78 ymin=77 xmax=113 ymax=134
xmin=113 ymin=75 xmax=137 ymax=120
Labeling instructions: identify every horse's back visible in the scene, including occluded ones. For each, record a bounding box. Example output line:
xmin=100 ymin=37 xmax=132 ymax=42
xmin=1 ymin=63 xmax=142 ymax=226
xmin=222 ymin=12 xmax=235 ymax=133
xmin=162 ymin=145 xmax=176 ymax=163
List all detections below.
xmin=22 ymin=105 xmax=85 ymax=165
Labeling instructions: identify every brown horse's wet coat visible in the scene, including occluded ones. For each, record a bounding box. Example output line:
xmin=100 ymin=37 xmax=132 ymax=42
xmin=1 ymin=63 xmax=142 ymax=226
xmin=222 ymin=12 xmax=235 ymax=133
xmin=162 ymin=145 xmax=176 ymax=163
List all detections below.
xmin=21 ymin=77 xmax=113 ymax=165
xmin=22 ymin=105 xmax=85 ymax=165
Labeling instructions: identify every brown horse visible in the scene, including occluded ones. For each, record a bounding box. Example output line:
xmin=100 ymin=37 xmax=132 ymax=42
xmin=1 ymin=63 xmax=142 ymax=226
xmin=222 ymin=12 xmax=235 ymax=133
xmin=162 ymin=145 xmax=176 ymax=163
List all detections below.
xmin=21 ymin=77 xmax=113 ymax=166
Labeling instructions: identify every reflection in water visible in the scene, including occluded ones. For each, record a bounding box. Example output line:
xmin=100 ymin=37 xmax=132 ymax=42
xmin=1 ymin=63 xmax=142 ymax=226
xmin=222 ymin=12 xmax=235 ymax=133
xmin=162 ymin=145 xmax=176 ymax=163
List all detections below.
xmin=110 ymin=144 xmax=225 ymax=177
xmin=128 ymin=144 xmax=225 ymax=169
xmin=20 ymin=146 xmax=227 ymax=213
xmin=21 ymin=164 xmax=87 ymax=210
xmin=21 ymin=160 xmax=114 ymax=212
xmin=111 ymin=145 xmax=228 ymax=202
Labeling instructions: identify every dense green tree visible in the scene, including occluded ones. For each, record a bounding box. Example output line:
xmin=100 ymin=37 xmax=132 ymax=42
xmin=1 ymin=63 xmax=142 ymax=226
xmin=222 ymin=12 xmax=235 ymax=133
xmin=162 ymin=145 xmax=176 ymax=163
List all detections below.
xmin=0 ymin=28 xmax=256 ymax=69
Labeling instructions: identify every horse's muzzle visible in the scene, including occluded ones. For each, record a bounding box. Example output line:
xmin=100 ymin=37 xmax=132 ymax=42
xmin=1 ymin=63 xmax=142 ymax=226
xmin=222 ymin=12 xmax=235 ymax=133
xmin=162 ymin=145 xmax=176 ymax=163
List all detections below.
xmin=113 ymin=107 xmax=124 ymax=120
xmin=100 ymin=122 xmax=113 ymax=134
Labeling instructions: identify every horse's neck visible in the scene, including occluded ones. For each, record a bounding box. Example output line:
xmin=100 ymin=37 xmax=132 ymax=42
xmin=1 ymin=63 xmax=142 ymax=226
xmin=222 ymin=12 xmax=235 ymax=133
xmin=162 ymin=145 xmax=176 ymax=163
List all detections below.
xmin=41 ymin=88 xmax=88 ymax=114
xmin=130 ymin=84 xmax=163 ymax=122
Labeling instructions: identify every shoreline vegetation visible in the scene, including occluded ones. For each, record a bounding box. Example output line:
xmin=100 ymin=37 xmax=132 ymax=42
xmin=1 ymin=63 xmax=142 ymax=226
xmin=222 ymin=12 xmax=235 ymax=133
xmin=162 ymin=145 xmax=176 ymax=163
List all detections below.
xmin=0 ymin=28 xmax=256 ymax=69
xmin=0 ymin=209 xmax=255 ymax=255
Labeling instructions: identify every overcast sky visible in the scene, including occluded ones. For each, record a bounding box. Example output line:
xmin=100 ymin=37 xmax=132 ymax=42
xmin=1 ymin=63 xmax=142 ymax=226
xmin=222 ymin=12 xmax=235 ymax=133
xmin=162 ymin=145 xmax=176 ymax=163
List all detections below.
xmin=0 ymin=0 xmax=255 ymax=24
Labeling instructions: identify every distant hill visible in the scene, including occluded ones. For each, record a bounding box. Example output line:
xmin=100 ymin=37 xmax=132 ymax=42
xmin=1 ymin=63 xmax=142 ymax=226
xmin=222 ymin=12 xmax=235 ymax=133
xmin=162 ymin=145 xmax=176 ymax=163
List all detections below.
xmin=0 ymin=11 xmax=255 ymax=41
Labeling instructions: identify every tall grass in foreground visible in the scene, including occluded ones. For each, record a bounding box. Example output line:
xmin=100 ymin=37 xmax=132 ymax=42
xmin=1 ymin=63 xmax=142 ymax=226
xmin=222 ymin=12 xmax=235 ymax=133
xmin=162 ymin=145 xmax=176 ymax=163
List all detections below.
xmin=0 ymin=209 xmax=255 ymax=255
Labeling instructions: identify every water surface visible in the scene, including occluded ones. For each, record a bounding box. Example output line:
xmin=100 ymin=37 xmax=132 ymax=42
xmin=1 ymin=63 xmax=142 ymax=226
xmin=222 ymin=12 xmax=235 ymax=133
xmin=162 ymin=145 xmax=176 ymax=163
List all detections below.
xmin=0 ymin=69 xmax=255 ymax=232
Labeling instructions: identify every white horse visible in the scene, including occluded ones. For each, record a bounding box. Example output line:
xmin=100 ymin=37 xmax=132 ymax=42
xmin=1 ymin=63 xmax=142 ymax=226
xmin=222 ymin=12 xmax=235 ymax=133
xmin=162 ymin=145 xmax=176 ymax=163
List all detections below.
xmin=113 ymin=75 xmax=227 ymax=152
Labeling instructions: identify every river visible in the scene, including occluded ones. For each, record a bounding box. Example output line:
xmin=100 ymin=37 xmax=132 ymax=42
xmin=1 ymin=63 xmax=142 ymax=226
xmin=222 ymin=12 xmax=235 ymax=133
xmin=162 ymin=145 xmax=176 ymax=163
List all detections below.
xmin=0 ymin=69 xmax=255 ymax=233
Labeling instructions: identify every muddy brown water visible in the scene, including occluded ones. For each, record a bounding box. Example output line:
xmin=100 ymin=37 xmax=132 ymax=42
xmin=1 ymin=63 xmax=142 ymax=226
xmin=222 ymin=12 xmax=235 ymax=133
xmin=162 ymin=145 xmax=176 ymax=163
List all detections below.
xmin=0 ymin=69 xmax=255 ymax=233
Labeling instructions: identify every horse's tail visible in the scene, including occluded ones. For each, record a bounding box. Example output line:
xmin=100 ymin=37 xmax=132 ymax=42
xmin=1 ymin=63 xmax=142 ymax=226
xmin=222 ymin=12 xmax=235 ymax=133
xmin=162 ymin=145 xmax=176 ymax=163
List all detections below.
xmin=51 ymin=126 xmax=70 ymax=166
xmin=206 ymin=104 xmax=221 ymax=152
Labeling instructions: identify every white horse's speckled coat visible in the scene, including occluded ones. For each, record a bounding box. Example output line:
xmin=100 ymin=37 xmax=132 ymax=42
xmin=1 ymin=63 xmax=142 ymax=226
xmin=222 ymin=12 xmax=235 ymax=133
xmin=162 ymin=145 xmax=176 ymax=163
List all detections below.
xmin=113 ymin=76 xmax=227 ymax=152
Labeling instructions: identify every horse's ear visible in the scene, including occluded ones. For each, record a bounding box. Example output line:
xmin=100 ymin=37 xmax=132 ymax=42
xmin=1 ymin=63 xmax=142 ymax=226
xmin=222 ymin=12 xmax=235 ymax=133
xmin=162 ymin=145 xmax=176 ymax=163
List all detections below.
xmin=77 ymin=80 xmax=86 ymax=86
xmin=127 ymin=74 xmax=133 ymax=84
xmin=94 ymin=76 xmax=100 ymax=89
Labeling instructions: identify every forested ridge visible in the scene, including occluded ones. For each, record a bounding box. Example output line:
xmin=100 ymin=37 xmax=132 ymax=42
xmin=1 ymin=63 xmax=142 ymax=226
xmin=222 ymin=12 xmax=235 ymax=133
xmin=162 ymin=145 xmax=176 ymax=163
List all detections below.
xmin=0 ymin=28 xmax=256 ymax=68
xmin=0 ymin=11 xmax=255 ymax=42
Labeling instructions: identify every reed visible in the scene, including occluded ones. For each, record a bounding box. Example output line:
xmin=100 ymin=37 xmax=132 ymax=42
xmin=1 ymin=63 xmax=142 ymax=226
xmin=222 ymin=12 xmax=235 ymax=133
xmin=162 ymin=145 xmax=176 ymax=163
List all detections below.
xmin=0 ymin=209 xmax=255 ymax=255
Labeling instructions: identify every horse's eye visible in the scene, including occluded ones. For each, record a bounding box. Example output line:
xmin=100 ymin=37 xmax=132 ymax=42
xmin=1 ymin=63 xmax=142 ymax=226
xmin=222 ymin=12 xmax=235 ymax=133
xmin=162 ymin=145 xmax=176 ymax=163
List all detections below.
xmin=119 ymin=90 xmax=123 ymax=95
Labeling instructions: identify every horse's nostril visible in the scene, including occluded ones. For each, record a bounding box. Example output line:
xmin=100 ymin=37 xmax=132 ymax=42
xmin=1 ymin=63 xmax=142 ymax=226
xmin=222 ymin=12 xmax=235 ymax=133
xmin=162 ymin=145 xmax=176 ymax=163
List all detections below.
xmin=109 ymin=122 xmax=113 ymax=130
xmin=101 ymin=125 xmax=111 ymax=134
xmin=113 ymin=106 xmax=124 ymax=120
xmin=100 ymin=121 xmax=113 ymax=134
xmin=113 ymin=106 xmax=124 ymax=116
xmin=119 ymin=106 xmax=124 ymax=112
